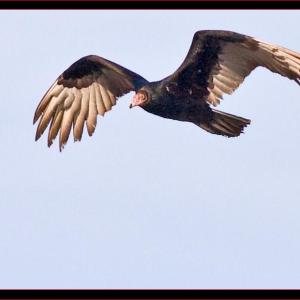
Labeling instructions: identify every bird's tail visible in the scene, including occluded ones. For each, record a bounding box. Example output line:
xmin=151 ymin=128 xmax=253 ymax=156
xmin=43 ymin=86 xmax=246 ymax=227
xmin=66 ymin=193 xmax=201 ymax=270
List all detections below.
xmin=196 ymin=109 xmax=251 ymax=137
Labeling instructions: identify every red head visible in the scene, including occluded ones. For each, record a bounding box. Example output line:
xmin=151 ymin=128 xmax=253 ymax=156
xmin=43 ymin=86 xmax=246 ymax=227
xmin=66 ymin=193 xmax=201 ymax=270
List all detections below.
xmin=129 ymin=90 xmax=150 ymax=109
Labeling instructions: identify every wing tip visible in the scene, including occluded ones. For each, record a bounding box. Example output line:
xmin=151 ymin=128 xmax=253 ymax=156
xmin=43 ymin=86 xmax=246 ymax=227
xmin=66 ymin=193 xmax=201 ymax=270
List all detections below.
xmin=35 ymin=131 xmax=41 ymax=142
xmin=33 ymin=114 xmax=39 ymax=125
xmin=47 ymin=138 xmax=53 ymax=148
xmin=59 ymin=142 xmax=66 ymax=152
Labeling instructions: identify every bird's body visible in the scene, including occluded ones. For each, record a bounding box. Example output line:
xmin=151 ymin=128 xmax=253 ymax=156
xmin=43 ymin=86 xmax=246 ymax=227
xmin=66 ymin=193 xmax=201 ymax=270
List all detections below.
xmin=141 ymin=81 xmax=213 ymax=126
xmin=33 ymin=30 xmax=300 ymax=150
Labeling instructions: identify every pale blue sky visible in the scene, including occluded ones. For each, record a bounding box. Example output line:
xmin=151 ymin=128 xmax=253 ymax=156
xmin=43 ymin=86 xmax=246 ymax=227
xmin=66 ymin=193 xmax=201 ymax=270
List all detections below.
xmin=1 ymin=10 xmax=300 ymax=288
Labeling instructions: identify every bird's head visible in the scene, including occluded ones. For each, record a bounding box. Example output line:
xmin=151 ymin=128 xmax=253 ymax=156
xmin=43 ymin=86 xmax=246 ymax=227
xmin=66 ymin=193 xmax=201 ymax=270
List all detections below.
xmin=129 ymin=88 xmax=151 ymax=109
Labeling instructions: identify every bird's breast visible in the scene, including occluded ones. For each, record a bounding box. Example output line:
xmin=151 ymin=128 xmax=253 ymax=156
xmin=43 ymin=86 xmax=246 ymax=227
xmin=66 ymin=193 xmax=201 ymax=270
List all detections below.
xmin=142 ymin=94 xmax=210 ymax=123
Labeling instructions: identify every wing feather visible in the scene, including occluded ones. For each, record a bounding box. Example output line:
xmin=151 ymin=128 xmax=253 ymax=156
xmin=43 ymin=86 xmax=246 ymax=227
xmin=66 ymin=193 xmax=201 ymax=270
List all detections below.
xmin=209 ymin=39 xmax=300 ymax=106
xmin=99 ymin=84 xmax=112 ymax=111
xmin=167 ymin=30 xmax=300 ymax=107
xmin=47 ymin=107 xmax=64 ymax=147
xmin=59 ymin=89 xmax=83 ymax=150
xmin=73 ymin=88 xmax=90 ymax=143
xmin=34 ymin=55 xmax=148 ymax=150
xmin=34 ymin=82 xmax=64 ymax=123
xmin=86 ymin=84 xmax=98 ymax=137
xmin=35 ymin=88 xmax=69 ymax=140
xmin=94 ymin=83 xmax=106 ymax=116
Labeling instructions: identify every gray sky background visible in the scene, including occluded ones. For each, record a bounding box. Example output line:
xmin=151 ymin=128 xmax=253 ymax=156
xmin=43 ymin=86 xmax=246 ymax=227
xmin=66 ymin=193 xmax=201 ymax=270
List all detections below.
xmin=1 ymin=10 xmax=300 ymax=288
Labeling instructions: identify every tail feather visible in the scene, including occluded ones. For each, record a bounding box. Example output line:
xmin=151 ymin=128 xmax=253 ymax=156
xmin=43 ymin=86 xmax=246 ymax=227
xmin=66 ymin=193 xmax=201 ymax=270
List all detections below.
xmin=197 ymin=109 xmax=251 ymax=137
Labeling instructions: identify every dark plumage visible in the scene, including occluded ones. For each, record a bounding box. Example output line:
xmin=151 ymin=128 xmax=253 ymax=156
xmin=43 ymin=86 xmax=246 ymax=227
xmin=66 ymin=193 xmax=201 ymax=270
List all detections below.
xmin=34 ymin=30 xmax=300 ymax=151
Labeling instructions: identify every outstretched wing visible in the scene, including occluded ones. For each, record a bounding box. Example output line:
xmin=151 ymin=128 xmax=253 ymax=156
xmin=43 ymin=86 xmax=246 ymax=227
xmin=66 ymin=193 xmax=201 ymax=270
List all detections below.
xmin=34 ymin=55 xmax=148 ymax=151
xmin=168 ymin=30 xmax=300 ymax=106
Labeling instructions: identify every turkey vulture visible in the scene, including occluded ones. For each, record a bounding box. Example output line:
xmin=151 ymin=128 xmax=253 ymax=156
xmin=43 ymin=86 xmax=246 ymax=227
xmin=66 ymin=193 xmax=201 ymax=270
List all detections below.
xmin=34 ymin=30 xmax=300 ymax=151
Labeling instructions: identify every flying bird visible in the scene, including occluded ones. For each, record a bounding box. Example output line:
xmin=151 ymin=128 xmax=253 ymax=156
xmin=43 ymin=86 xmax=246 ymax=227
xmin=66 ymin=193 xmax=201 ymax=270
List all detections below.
xmin=33 ymin=30 xmax=300 ymax=151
